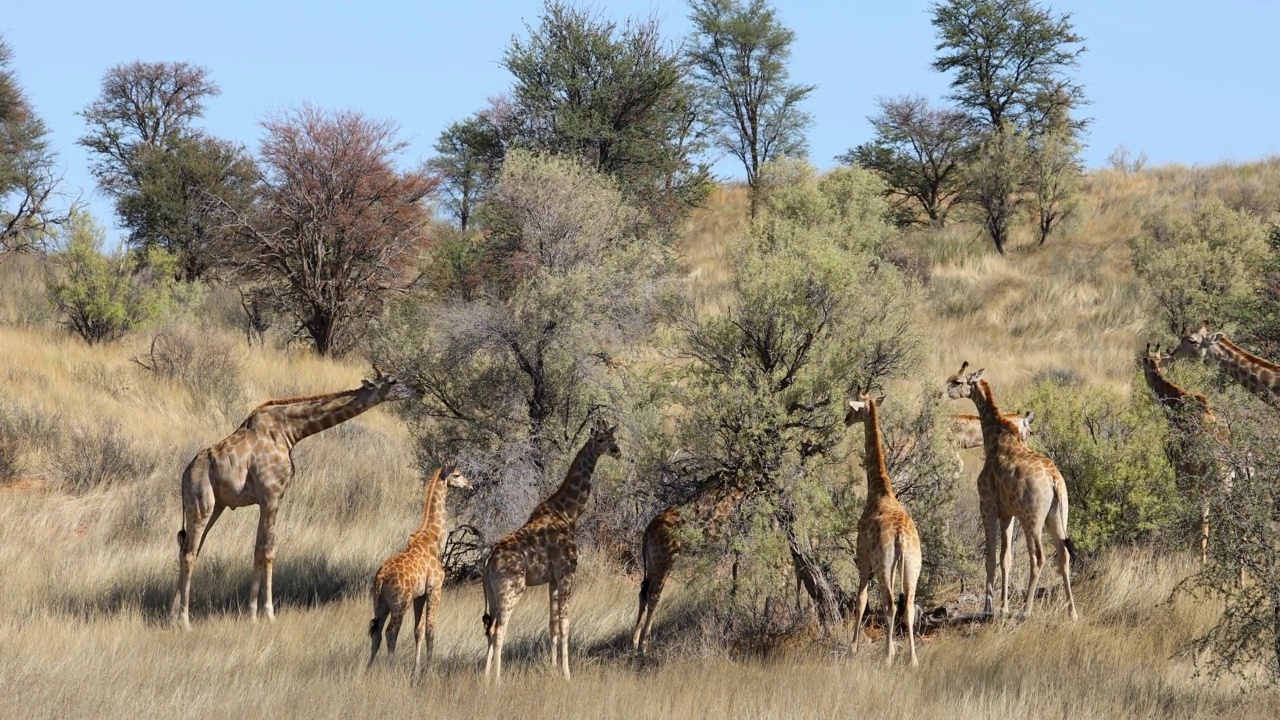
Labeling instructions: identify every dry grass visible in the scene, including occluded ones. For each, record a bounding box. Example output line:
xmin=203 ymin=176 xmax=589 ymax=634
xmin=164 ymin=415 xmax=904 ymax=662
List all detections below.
xmin=5 ymin=161 xmax=1280 ymax=717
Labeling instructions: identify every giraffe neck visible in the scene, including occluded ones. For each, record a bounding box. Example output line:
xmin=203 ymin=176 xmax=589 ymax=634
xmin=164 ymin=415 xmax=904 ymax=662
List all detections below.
xmin=861 ymin=400 xmax=896 ymax=501
xmin=536 ymin=438 xmax=601 ymax=523
xmin=969 ymin=380 xmax=1017 ymax=454
xmin=1143 ymin=361 xmax=1204 ymax=411
xmin=275 ymin=390 xmax=384 ymax=445
xmin=414 ymin=468 xmax=448 ymax=547
xmin=1207 ymin=338 xmax=1280 ymax=401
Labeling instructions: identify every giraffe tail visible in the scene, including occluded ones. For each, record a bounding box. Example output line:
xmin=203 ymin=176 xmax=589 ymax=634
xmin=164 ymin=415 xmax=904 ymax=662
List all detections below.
xmin=1053 ymin=478 xmax=1076 ymax=561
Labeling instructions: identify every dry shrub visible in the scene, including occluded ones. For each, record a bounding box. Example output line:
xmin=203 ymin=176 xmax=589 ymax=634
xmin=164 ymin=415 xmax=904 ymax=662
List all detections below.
xmin=134 ymin=324 xmax=245 ymax=417
xmin=55 ymin=421 xmax=152 ymax=494
xmin=0 ymin=403 xmax=60 ymax=483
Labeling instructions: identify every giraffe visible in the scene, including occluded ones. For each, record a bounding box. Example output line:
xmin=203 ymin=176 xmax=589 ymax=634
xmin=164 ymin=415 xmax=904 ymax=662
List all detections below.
xmin=481 ymin=417 xmax=621 ymax=680
xmin=952 ymin=411 xmax=1035 ymax=450
xmin=944 ymin=362 xmax=1078 ymax=619
xmin=170 ymin=371 xmax=414 ymax=629
xmin=1141 ymin=344 xmax=1225 ymax=565
xmin=368 ymin=463 xmax=472 ymax=677
xmin=630 ymin=470 xmax=746 ymax=655
xmin=1170 ymin=323 xmax=1280 ymax=406
xmin=844 ymin=391 xmax=922 ymax=666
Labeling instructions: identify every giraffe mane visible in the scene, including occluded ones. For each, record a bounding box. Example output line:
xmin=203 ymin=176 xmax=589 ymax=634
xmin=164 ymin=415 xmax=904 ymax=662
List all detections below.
xmin=975 ymin=380 xmax=1023 ymax=437
xmin=1217 ymin=336 xmax=1280 ymax=374
xmin=250 ymin=386 xmax=361 ymax=413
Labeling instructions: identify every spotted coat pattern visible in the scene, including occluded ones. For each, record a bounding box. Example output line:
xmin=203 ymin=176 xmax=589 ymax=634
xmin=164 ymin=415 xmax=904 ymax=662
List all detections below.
xmin=368 ymin=465 xmax=472 ymax=677
xmin=944 ymin=363 xmax=1078 ymax=620
xmin=170 ymin=374 xmax=414 ymax=629
xmin=481 ymin=418 xmax=621 ymax=680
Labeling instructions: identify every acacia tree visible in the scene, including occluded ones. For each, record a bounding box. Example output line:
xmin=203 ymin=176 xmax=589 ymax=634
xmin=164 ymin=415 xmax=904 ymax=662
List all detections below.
xmin=931 ymin=0 xmax=1085 ymax=134
xmin=931 ymin=0 xmax=1086 ymax=252
xmin=1026 ymin=125 xmax=1081 ymax=245
xmin=963 ymin=122 xmax=1029 ymax=254
xmin=502 ymin=1 xmax=711 ymax=228
xmin=428 ymin=114 xmax=504 ymax=231
xmin=374 ymin=152 xmax=669 ymax=538
xmin=79 ymin=61 xmax=252 ymax=278
xmin=1 ymin=38 xmax=66 ymax=255
xmin=667 ymin=160 xmax=927 ymax=633
xmin=222 ymin=106 xmax=436 ymax=355
xmin=687 ymin=0 xmax=814 ymax=217
xmin=840 ymin=96 xmax=970 ymax=227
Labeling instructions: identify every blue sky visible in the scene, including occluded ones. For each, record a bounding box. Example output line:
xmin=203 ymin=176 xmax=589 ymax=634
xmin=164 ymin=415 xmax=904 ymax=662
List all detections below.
xmin=5 ymin=1 xmax=1279 ymax=242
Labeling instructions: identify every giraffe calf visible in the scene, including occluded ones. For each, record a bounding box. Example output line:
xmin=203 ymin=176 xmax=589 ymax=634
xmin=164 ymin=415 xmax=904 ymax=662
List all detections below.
xmin=368 ymin=465 xmax=471 ymax=677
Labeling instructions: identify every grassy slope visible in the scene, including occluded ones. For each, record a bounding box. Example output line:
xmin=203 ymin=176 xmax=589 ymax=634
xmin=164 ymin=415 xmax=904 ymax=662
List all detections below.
xmin=4 ymin=164 xmax=1280 ymax=717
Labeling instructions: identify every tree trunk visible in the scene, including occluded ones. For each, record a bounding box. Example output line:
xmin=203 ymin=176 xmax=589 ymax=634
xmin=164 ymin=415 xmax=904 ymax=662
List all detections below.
xmin=776 ymin=510 xmax=843 ymax=633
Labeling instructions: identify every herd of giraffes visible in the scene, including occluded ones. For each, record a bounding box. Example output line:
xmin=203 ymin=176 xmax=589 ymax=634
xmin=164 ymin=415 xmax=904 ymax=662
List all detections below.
xmin=165 ymin=323 xmax=1280 ymax=678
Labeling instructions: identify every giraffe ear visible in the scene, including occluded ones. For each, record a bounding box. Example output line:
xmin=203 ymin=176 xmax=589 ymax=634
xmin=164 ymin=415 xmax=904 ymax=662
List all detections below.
xmin=875 ymin=394 xmax=886 ymax=406
xmin=1024 ymin=411 xmax=1035 ymax=425
xmin=970 ymin=367 xmax=985 ymax=381
xmin=1209 ymin=332 xmax=1225 ymax=343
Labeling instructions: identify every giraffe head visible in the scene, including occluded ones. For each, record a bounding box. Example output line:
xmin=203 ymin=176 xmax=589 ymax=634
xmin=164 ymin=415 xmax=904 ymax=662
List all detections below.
xmin=589 ymin=417 xmax=622 ymax=458
xmin=441 ymin=462 xmax=473 ymax=490
xmin=360 ymin=366 xmax=418 ymax=404
xmin=1141 ymin=343 xmax=1172 ymax=372
xmin=843 ymin=389 xmax=886 ymax=426
xmin=1170 ymin=324 xmax=1223 ymax=361
xmin=943 ymin=361 xmax=984 ymax=400
xmin=1015 ymin=411 xmax=1035 ymax=441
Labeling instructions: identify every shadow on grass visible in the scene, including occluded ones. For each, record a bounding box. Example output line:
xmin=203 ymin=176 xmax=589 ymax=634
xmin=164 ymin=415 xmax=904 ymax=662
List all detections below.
xmin=51 ymin=550 xmax=375 ymax=624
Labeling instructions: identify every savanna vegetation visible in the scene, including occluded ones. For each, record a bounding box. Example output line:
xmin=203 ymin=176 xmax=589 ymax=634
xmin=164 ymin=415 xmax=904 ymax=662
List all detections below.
xmin=3 ymin=0 xmax=1280 ymax=717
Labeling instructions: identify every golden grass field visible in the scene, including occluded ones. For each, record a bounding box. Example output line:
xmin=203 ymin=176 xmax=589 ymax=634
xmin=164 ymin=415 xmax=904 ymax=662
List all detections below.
xmin=4 ymin=162 xmax=1280 ymax=717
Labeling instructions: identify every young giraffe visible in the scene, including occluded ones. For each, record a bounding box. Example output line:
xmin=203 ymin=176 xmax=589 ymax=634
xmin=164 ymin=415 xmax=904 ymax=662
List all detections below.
xmin=844 ymin=391 xmax=922 ymax=666
xmin=368 ymin=464 xmax=472 ymax=677
xmin=1141 ymin=344 xmax=1225 ymax=565
xmin=481 ymin=417 xmax=621 ymax=680
xmin=952 ymin=411 xmax=1035 ymax=450
xmin=944 ymin=363 xmax=1078 ymax=619
xmin=170 ymin=372 xmax=414 ymax=629
xmin=1170 ymin=323 xmax=1280 ymax=406
xmin=630 ymin=471 xmax=745 ymax=655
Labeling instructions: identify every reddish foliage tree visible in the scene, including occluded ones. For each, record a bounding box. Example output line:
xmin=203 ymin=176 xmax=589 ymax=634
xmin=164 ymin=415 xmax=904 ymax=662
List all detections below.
xmin=224 ymin=106 xmax=437 ymax=354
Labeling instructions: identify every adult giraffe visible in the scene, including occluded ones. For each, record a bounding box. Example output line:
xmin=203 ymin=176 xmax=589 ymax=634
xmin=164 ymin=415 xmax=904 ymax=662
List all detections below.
xmin=1170 ymin=323 xmax=1280 ymax=406
xmin=171 ymin=371 xmax=414 ymax=629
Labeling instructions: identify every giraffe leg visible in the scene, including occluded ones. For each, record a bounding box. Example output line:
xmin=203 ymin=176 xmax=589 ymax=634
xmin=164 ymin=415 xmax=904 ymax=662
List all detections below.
xmin=1022 ymin=518 xmax=1046 ymax=617
xmin=1045 ymin=504 xmax=1078 ymax=620
xmin=636 ymin=569 xmax=668 ymax=655
xmin=980 ymin=509 xmax=1000 ymax=616
xmin=998 ymin=516 xmax=1015 ymax=617
xmin=850 ymin=564 xmax=872 ymax=654
xmin=903 ymin=545 xmax=922 ymax=668
xmin=422 ymin=585 xmax=439 ymax=673
xmin=557 ymin=572 xmax=575 ymax=680
xmin=171 ymin=508 xmax=211 ymax=630
xmin=411 ymin=593 xmax=428 ymax=679
xmin=879 ymin=562 xmax=897 ymax=665
xmin=384 ymin=610 xmax=404 ymax=660
xmin=248 ymin=502 xmax=277 ymax=623
xmin=548 ymin=582 xmax=561 ymax=671
xmin=367 ymin=600 xmax=387 ymax=669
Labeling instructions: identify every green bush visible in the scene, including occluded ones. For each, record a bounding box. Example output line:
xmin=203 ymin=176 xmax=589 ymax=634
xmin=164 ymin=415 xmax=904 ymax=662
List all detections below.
xmin=45 ymin=210 xmax=175 ymax=344
xmin=1023 ymin=376 xmax=1181 ymax=555
xmin=1131 ymin=199 xmax=1269 ymax=334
